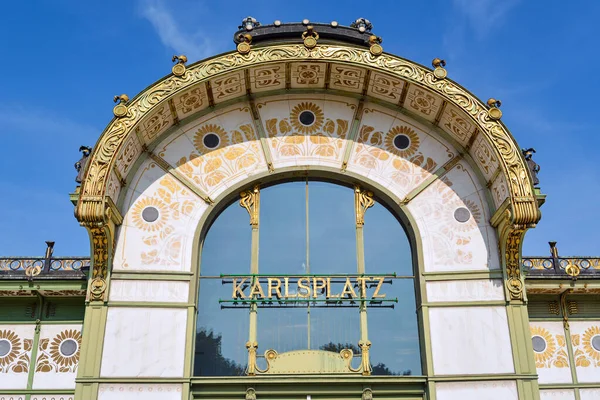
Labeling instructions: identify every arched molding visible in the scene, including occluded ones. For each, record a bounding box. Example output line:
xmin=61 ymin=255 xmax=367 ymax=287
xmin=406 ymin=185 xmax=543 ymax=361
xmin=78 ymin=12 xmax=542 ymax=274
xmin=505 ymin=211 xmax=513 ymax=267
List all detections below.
xmin=75 ymin=43 xmax=540 ymax=302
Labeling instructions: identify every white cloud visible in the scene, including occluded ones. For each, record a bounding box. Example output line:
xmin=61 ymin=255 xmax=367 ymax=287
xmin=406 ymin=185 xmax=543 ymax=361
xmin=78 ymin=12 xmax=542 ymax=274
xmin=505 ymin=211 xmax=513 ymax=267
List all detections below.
xmin=138 ymin=0 xmax=216 ymax=61
xmin=452 ymin=0 xmax=520 ymax=39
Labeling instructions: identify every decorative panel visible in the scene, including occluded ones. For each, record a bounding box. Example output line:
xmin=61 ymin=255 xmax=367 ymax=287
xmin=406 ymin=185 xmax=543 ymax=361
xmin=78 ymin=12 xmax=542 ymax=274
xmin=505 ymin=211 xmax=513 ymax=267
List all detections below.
xmin=438 ymin=104 xmax=475 ymax=147
xmin=540 ymin=389 xmax=576 ymax=400
xmin=248 ymin=63 xmax=285 ymax=93
xmin=161 ymin=104 xmax=268 ymax=199
xmin=114 ymin=133 xmax=143 ymax=179
xmin=469 ymin=133 xmax=500 ymax=181
xmin=435 ymin=380 xmax=517 ymax=400
xmin=366 ymin=71 xmax=405 ymax=103
xmin=290 ymin=62 xmax=326 ymax=89
xmin=32 ymin=324 xmax=82 ymax=389
xmin=258 ymin=95 xmax=355 ymax=169
xmin=98 ymin=383 xmax=182 ymax=400
xmin=109 ymin=280 xmax=189 ymax=303
xmin=429 ymin=307 xmax=514 ymax=375
xmin=490 ymin=172 xmax=509 ymax=209
xmin=113 ymin=159 xmax=209 ymax=272
xmin=0 ymin=325 xmax=35 ymax=390
xmin=580 ymin=389 xmax=600 ymax=400
xmin=348 ymin=103 xmax=454 ymax=198
xmin=106 ymin=170 xmax=121 ymax=204
xmin=172 ymin=83 xmax=209 ymax=120
xmin=407 ymin=161 xmax=499 ymax=272
xmin=139 ymin=103 xmax=175 ymax=145
xmin=328 ymin=64 xmax=366 ymax=94
xmin=529 ymin=321 xmax=572 ymax=383
xmin=0 ymin=396 xmax=25 ymax=400
xmin=210 ymin=71 xmax=246 ymax=104
xmin=100 ymin=308 xmax=187 ymax=377
xmin=426 ymin=279 xmax=505 ymax=303
xmin=570 ymin=321 xmax=600 ymax=383
xmin=403 ymin=83 xmax=443 ymax=122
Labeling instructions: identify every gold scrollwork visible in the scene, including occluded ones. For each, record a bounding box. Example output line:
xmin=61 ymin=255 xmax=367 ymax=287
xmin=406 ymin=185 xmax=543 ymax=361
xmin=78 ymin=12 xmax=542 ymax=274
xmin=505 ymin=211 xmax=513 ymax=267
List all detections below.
xmin=87 ymin=226 xmax=110 ymax=302
xmin=240 ymin=185 xmax=260 ymax=227
xmin=359 ymin=339 xmax=372 ymax=376
xmin=355 ymin=186 xmax=374 ymax=227
xmin=76 ymin=43 xmax=539 ymax=232
xmin=505 ymin=229 xmax=525 ymax=301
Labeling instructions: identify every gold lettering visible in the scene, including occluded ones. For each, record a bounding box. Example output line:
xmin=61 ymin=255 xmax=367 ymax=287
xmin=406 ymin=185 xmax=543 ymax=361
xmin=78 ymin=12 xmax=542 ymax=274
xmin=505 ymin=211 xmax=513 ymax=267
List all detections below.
xmin=232 ymin=278 xmax=248 ymax=299
xmin=326 ymin=278 xmax=339 ymax=298
xmin=372 ymin=277 xmax=386 ymax=298
xmin=356 ymin=277 xmax=367 ymax=298
xmin=284 ymin=277 xmax=297 ymax=298
xmin=297 ymin=277 xmax=311 ymax=298
xmin=341 ymin=277 xmax=358 ymax=298
xmin=267 ymin=278 xmax=282 ymax=299
xmin=313 ymin=277 xmax=327 ymax=298
xmin=249 ymin=279 xmax=265 ymax=298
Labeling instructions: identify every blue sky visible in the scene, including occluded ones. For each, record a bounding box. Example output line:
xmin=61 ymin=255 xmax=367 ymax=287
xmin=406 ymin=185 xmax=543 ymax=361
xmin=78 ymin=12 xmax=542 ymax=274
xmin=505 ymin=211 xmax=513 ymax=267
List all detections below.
xmin=0 ymin=0 xmax=598 ymax=257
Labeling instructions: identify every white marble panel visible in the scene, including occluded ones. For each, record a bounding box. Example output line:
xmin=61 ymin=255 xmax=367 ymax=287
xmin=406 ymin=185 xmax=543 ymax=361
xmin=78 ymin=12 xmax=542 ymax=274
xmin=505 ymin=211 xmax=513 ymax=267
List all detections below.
xmin=100 ymin=308 xmax=187 ymax=377
xmin=109 ymin=280 xmax=189 ymax=303
xmin=32 ymin=324 xmax=82 ymax=389
xmin=98 ymin=383 xmax=182 ymax=400
xmin=581 ymin=389 xmax=600 ymax=400
xmin=0 ymin=396 xmax=25 ymax=400
xmin=0 ymin=324 xmax=35 ymax=390
xmin=540 ymin=389 xmax=576 ymax=400
xmin=435 ymin=380 xmax=517 ymax=400
xmin=429 ymin=306 xmax=514 ymax=375
xmin=569 ymin=320 xmax=600 ymax=383
xmin=426 ymin=279 xmax=505 ymax=302
xmin=529 ymin=321 xmax=572 ymax=384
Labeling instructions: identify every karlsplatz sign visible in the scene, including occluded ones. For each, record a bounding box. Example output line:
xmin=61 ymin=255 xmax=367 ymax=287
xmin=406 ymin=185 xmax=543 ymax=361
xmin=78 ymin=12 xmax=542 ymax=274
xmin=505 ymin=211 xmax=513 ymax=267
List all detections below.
xmin=220 ymin=275 xmax=396 ymax=305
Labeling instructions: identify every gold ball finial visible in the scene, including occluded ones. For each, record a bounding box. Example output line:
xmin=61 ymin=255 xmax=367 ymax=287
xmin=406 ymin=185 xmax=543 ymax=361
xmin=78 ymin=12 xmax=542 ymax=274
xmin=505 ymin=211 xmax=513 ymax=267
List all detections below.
xmin=487 ymin=98 xmax=502 ymax=120
xmin=432 ymin=58 xmax=447 ymax=79
xmin=369 ymin=35 xmax=383 ymax=56
xmin=237 ymin=33 xmax=253 ymax=55
xmin=113 ymin=94 xmax=129 ymax=118
xmin=302 ymin=26 xmax=319 ymax=49
xmin=171 ymin=55 xmax=188 ymax=77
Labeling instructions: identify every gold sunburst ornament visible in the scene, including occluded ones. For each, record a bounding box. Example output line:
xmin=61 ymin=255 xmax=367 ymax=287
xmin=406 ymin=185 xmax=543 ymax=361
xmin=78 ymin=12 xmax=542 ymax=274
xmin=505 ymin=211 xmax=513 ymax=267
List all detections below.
xmin=384 ymin=126 xmax=420 ymax=158
xmin=0 ymin=330 xmax=21 ymax=368
xmin=530 ymin=326 xmax=556 ymax=365
xmin=290 ymin=102 xmax=324 ymax=134
xmin=582 ymin=326 xmax=600 ymax=362
xmin=49 ymin=329 xmax=82 ymax=368
xmin=193 ymin=124 xmax=229 ymax=154
xmin=131 ymin=197 xmax=169 ymax=232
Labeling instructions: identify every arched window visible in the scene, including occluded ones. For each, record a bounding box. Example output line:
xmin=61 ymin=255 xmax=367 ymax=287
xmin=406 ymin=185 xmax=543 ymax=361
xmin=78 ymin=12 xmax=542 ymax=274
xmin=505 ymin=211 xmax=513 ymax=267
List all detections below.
xmin=194 ymin=180 xmax=421 ymax=376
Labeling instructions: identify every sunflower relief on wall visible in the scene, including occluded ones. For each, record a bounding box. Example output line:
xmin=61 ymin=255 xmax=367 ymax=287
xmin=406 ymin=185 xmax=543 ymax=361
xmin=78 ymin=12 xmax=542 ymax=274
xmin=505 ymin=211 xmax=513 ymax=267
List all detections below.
xmin=0 ymin=329 xmax=32 ymax=373
xmin=530 ymin=325 xmax=569 ymax=369
xmin=573 ymin=325 xmax=600 ymax=368
xmin=35 ymin=329 xmax=82 ymax=373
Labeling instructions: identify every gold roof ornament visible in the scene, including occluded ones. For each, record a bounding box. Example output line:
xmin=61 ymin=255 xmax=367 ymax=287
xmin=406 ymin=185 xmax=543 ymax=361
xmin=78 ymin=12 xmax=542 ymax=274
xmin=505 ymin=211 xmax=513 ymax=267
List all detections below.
xmin=171 ymin=54 xmax=187 ymax=77
xmin=112 ymin=94 xmax=129 ymax=118
xmin=368 ymin=35 xmax=383 ymax=56
xmin=432 ymin=58 xmax=447 ymax=79
xmin=487 ymin=98 xmax=502 ymax=120
xmin=302 ymin=26 xmax=319 ymax=49
xmin=237 ymin=33 xmax=253 ymax=55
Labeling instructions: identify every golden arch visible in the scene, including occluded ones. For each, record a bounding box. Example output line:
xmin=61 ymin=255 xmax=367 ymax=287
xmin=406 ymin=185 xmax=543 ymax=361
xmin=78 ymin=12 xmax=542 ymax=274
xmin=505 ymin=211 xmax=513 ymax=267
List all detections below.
xmin=74 ymin=43 xmax=541 ymax=302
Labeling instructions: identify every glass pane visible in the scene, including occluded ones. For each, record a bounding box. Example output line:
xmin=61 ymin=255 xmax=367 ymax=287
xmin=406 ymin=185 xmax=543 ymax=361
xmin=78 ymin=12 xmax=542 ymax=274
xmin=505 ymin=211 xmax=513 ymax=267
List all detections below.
xmin=363 ymin=202 xmax=412 ymax=276
xmin=194 ymin=279 xmax=248 ymax=376
xmin=308 ymin=182 xmax=356 ymax=274
xmin=368 ymin=279 xmax=421 ymax=375
xmin=200 ymin=201 xmax=251 ymax=276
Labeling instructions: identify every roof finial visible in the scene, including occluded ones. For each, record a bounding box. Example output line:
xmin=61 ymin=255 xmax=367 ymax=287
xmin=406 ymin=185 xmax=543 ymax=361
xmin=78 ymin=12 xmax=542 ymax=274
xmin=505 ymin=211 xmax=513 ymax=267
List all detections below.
xmin=240 ymin=16 xmax=260 ymax=31
xmin=350 ymin=18 xmax=373 ymax=33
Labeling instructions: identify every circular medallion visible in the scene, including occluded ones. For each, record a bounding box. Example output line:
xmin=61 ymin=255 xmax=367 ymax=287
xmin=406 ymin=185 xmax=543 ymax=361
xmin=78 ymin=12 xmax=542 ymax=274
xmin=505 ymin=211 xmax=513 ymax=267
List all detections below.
xmin=274 ymin=20 xmax=282 ymax=27
xmin=433 ymin=67 xmax=447 ymax=79
xmin=454 ymin=207 xmax=471 ymax=223
xmin=299 ymin=110 xmax=316 ymax=126
xmin=370 ymin=44 xmax=383 ymax=56
xmin=172 ymin=63 xmax=186 ymax=77
xmin=304 ymin=36 xmax=317 ymax=49
xmin=592 ymin=335 xmax=600 ymax=351
xmin=142 ymin=206 xmax=159 ymax=223
xmin=532 ymin=335 xmax=547 ymax=353
xmin=203 ymin=133 xmax=220 ymax=149
xmin=60 ymin=338 xmax=78 ymax=357
xmin=113 ymin=104 xmax=128 ymax=118
xmin=0 ymin=339 xmax=11 ymax=357
xmin=488 ymin=107 xmax=503 ymax=120
xmin=237 ymin=42 xmax=251 ymax=55
xmin=393 ymin=134 xmax=410 ymax=150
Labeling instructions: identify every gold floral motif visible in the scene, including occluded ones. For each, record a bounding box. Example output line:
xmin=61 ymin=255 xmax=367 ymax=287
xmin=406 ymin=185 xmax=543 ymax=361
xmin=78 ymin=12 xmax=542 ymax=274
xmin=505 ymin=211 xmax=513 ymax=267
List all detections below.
xmin=131 ymin=197 xmax=170 ymax=232
xmin=290 ymin=102 xmax=324 ymax=134
xmin=530 ymin=325 xmax=569 ymax=369
xmin=0 ymin=330 xmax=21 ymax=369
xmin=384 ymin=125 xmax=420 ymax=158
xmin=582 ymin=326 xmax=600 ymax=363
xmin=36 ymin=329 xmax=82 ymax=373
xmin=0 ymin=330 xmax=31 ymax=373
xmin=193 ymin=124 xmax=229 ymax=154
